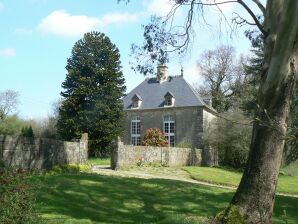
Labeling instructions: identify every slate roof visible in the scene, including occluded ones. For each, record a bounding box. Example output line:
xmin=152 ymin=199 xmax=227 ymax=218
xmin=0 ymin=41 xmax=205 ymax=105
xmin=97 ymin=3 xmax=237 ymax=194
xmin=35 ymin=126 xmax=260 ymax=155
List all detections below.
xmin=123 ymin=76 xmax=207 ymax=110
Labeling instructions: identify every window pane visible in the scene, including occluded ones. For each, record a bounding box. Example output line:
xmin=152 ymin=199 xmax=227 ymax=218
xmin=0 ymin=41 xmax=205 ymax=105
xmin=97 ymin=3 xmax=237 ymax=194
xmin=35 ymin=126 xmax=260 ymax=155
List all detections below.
xmin=170 ymin=123 xmax=174 ymax=133
xmin=170 ymin=136 xmax=175 ymax=146
xmin=164 ymin=123 xmax=169 ymax=133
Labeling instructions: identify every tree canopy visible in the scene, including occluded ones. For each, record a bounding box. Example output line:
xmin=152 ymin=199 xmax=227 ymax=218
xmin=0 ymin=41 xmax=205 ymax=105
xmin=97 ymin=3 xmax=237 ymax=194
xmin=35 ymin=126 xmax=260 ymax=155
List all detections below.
xmin=57 ymin=31 xmax=126 ymax=156
xmin=128 ymin=0 xmax=298 ymax=223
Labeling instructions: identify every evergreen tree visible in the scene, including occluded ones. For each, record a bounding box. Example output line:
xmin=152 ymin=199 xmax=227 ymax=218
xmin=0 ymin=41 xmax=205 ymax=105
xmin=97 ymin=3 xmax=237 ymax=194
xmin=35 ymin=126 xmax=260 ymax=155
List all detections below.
xmin=57 ymin=32 xmax=126 ymax=157
xmin=21 ymin=126 xmax=34 ymax=138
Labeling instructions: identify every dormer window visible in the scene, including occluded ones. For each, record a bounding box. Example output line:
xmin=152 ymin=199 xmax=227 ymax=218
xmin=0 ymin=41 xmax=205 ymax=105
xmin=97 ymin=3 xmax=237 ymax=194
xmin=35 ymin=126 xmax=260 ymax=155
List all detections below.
xmin=131 ymin=94 xmax=142 ymax=109
xmin=164 ymin=92 xmax=174 ymax=107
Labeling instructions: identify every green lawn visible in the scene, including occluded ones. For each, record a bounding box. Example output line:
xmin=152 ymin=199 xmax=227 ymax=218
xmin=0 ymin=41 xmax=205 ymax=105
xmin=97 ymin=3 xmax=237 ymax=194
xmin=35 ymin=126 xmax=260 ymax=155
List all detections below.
xmin=32 ymin=173 xmax=298 ymax=224
xmin=88 ymin=157 xmax=111 ymax=166
xmin=183 ymin=166 xmax=298 ymax=195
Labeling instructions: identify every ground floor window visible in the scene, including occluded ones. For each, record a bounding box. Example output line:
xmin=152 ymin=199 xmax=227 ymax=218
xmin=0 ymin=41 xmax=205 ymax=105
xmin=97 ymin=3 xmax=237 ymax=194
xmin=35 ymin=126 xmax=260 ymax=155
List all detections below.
xmin=163 ymin=114 xmax=175 ymax=146
xmin=131 ymin=116 xmax=141 ymax=145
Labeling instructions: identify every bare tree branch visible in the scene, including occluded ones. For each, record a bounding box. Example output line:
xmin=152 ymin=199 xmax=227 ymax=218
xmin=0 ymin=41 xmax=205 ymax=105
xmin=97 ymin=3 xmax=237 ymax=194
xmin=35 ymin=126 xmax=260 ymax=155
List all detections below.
xmin=251 ymin=0 xmax=266 ymax=16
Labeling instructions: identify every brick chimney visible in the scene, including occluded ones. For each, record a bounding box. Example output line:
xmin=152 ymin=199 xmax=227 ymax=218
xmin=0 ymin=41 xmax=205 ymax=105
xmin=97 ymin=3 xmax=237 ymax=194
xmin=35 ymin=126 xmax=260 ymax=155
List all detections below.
xmin=157 ymin=64 xmax=169 ymax=82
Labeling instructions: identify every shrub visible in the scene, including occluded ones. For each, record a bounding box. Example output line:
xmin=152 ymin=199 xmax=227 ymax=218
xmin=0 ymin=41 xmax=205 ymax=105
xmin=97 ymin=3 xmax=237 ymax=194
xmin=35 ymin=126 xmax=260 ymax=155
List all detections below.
xmin=142 ymin=128 xmax=168 ymax=147
xmin=203 ymin=110 xmax=252 ymax=169
xmin=50 ymin=163 xmax=91 ymax=174
xmin=0 ymin=168 xmax=41 ymax=224
xmin=177 ymin=141 xmax=192 ymax=148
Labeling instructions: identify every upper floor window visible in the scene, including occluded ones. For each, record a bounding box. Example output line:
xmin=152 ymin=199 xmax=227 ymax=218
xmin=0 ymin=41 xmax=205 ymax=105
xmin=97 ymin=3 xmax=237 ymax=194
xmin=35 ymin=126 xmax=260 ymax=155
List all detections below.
xmin=163 ymin=114 xmax=175 ymax=147
xmin=131 ymin=116 xmax=141 ymax=145
xmin=164 ymin=92 xmax=174 ymax=107
xmin=131 ymin=94 xmax=142 ymax=109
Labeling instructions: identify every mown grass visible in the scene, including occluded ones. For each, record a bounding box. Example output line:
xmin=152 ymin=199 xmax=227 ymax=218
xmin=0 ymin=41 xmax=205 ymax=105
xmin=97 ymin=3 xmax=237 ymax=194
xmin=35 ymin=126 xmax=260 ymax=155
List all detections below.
xmin=32 ymin=173 xmax=298 ymax=224
xmin=88 ymin=157 xmax=111 ymax=166
xmin=183 ymin=166 xmax=298 ymax=195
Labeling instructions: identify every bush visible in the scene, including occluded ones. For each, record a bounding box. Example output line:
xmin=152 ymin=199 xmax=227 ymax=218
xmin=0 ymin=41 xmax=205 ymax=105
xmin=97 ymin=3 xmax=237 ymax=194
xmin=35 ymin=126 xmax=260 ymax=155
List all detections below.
xmin=177 ymin=141 xmax=192 ymax=148
xmin=0 ymin=168 xmax=41 ymax=224
xmin=142 ymin=128 xmax=168 ymax=147
xmin=49 ymin=163 xmax=91 ymax=174
xmin=203 ymin=110 xmax=252 ymax=169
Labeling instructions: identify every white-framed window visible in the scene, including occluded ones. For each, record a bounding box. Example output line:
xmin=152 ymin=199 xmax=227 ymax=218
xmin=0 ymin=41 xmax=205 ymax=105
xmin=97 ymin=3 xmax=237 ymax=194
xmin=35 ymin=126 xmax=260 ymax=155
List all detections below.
xmin=131 ymin=116 xmax=141 ymax=145
xmin=165 ymin=96 xmax=172 ymax=106
xmin=164 ymin=92 xmax=174 ymax=107
xmin=132 ymin=100 xmax=139 ymax=108
xmin=131 ymin=94 xmax=142 ymax=109
xmin=163 ymin=114 xmax=175 ymax=146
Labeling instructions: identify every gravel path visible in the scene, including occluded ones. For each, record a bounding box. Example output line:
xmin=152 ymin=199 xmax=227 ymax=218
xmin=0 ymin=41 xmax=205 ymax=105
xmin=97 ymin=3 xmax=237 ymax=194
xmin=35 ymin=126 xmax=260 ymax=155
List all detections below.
xmin=91 ymin=165 xmax=298 ymax=198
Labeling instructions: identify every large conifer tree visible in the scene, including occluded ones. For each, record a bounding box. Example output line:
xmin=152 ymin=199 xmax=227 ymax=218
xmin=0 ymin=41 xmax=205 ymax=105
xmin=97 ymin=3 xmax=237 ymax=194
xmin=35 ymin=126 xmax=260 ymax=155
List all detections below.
xmin=57 ymin=31 xmax=126 ymax=156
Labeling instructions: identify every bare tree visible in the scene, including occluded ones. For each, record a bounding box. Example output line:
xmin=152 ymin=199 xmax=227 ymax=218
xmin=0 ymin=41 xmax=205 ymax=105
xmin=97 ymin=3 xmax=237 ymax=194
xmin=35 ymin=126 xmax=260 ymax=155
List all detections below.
xmin=0 ymin=90 xmax=19 ymax=120
xmin=129 ymin=0 xmax=298 ymax=223
xmin=196 ymin=45 xmax=247 ymax=112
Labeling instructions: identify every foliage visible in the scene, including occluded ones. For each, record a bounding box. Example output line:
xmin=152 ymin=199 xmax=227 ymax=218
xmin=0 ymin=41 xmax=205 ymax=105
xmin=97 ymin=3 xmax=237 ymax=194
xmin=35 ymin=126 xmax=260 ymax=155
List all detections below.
xmin=0 ymin=115 xmax=27 ymax=135
xmin=142 ymin=128 xmax=168 ymax=147
xmin=21 ymin=126 xmax=34 ymax=138
xmin=57 ymin=31 xmax=126 ymax=157
xmin=203 ymin=111 xmax=252 ymax=169
xmin=0 ymin=90 xmax=19 ymax=120
xmin=0 ymin=168 xmax=41 ymax=224
xmin=285 ymin=86 xmax=298 ymax=164
xmin=49 ymin=164 xmax=91 ymax=174
xmin=32 ymin=173 xmax=298 ymax=224
xmin=176 ymin=141 xmax=192 ymax=149
xmin=240 ymin=49 xmax=263 ymax=116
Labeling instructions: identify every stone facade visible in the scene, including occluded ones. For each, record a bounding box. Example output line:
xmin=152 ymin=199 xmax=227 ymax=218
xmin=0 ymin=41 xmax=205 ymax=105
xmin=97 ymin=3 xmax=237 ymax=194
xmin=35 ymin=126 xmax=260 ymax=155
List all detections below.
xmin=123 ymin=106 xmax=215 ymax=149
xmin=0 ymin=134 xmax=88 ymax=169
xmin=111 ymin=140 xmax=202 ymax=170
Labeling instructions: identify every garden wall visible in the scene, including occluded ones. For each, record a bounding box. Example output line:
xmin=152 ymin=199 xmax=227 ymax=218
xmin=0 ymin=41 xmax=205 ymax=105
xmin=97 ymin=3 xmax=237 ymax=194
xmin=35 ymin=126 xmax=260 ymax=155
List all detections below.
xmin=0 ymin=134 xmax=88 ymax=169
xmin=111 ymin=139 xmax=218 ymax=170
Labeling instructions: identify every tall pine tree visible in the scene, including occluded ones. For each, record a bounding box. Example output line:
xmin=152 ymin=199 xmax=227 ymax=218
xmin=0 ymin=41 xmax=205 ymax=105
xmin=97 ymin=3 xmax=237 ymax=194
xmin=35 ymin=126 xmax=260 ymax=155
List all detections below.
xmin=57 ymin=32 xmax=126 ymax=157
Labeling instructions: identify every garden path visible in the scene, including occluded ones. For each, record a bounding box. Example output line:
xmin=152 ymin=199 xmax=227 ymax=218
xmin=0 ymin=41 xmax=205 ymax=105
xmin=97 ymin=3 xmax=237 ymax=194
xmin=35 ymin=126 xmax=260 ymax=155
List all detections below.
xmin=91 ymin=165 xmax=298 ymax=198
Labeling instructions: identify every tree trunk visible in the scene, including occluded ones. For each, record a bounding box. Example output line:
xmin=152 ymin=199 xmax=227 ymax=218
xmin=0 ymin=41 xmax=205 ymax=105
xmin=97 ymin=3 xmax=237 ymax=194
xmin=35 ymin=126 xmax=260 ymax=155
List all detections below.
xmin=220 ymin=1 xmax=298 ymax=223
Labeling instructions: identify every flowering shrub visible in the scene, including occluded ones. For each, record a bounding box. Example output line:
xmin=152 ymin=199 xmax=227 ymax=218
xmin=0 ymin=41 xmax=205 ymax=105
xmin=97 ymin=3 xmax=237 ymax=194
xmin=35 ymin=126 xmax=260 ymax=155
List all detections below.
xmin=142 ymin=128 xmax=168 ymax=147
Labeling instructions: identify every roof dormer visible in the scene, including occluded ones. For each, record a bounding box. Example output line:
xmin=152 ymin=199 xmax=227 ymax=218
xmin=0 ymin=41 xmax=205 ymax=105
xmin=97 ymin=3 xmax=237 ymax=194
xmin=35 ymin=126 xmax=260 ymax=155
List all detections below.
xmin=164 ymin=91 xmax=174 ymax=107
xmin=131 ymin=94 xmax=142 ymax=109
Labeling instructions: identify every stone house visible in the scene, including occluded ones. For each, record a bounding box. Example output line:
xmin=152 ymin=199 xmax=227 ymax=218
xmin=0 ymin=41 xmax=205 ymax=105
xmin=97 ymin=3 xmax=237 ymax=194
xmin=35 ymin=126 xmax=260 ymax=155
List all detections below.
xmin=122 ymin=64 xmax=216 ymax=149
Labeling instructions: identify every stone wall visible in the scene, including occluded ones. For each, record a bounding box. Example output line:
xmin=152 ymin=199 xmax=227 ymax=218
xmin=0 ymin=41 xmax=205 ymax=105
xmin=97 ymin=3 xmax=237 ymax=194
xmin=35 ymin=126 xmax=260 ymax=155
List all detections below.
xmin=0 ymin=133 xmax=88 ymax=169
xmin=111 ymin=140 xmax=202 ymax=170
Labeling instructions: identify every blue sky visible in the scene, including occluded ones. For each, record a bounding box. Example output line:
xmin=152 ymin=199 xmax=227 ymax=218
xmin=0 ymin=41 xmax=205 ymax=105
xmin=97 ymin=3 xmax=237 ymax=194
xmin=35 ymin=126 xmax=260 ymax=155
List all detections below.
xmin=0 ymin=0 xmax=263 ymax=119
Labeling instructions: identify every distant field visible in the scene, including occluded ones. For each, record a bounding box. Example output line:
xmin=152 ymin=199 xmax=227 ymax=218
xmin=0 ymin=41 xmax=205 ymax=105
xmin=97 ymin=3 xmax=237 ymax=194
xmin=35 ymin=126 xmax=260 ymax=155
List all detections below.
xmin=32 ymin=173 xmax=298 ymax=224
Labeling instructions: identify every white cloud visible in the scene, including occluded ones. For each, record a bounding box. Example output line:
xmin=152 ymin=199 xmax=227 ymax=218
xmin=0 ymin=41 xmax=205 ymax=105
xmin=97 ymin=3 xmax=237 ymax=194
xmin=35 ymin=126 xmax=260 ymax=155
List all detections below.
xmin=0 ymin=2 xmax=4 ymax=11
xmin=0 ymin=48 xmax=16 ymax=57
xmin=100 ymin=12 xmax=139 ymax=26
xmin=144 ymin=0 xmax=176 ymax=17
xmin=15 ymin=28 xmax=33 ymax=36
xmin=37 ymin=10 xmax=140 ymax=38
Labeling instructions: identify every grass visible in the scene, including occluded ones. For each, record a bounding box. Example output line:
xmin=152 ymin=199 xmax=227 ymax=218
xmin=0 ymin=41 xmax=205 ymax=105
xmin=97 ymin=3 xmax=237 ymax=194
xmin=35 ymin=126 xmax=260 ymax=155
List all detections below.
xmin=281 ymin=161 xmax=298 ymax=177
xmin=183 ymin=166 xmax=298 ymax=195
xmin=88 ymin=157 xmax=111 ymax=166
xmin=32 ymin=173 xmax=298 ymax=224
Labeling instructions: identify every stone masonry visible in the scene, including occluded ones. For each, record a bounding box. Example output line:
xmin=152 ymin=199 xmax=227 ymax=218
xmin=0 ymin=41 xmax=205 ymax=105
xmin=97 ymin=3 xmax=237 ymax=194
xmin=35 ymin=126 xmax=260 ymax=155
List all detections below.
xmin=0 ymin=133 xmax=88 ymax=169
xmin=123 ymin=106 xmax=215 ymax=149
xmin=111 ymin=139 xmax=206 ymax=170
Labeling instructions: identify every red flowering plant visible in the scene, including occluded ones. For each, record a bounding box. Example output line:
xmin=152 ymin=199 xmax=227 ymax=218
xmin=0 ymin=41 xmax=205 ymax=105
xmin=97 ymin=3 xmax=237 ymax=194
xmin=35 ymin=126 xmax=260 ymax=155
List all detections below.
xmin=142 ymin=128 xmax=168 ymax=147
